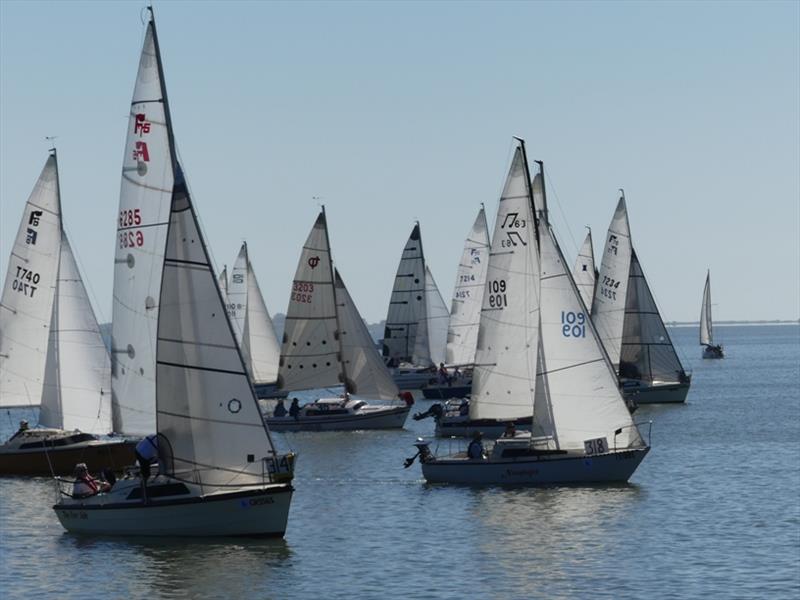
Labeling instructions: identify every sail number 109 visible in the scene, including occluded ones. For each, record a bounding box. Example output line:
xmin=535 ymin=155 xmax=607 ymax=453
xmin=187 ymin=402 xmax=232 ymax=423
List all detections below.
xmin=488 ymin=280 xmax=507 ymax=309
xmin=561 ymin=311 xmax=586 ymax=338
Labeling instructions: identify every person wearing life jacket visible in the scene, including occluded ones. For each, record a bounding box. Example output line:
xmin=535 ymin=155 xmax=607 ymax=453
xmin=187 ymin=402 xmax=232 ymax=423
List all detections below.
xmin=72 ymin=463 xmax=111 ymax=499
xmin=398 ymin=391 xmax=414 ymax=407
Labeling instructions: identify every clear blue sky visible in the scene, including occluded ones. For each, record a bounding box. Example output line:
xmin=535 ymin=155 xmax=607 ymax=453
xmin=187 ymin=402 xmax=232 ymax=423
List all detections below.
xmin=1 ymin=0 xmax=798 ymax=324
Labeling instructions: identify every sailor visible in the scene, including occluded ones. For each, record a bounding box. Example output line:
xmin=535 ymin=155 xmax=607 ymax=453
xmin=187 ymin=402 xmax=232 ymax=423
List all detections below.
xmin=8 ymin=420 xmax=29 ymax=441
xmin=72 ymin=463 xmax=111 ymax=498
xmin=467 ymin=431 xmax=485 ymax=460
xmin=437 ymin=362 xmax=451 ymax=385
xmin=398 ymin=391 xmax=415 ymax=407
xmin=273 ymin=399 xmax=288 ymax=417
xmin=289 ymin=398 xmax=301 ymax=420
xmin=135 ymin=434 xmax=159 ymax=483
xmin=503 ymin=422 xmax=517 ymax=438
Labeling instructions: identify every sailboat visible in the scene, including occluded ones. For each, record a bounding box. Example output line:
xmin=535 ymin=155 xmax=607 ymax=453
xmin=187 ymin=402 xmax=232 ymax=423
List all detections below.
xmin=408 ymin=140 xmax=649 ymax=484
xmin=422 ymin=207 xmax=490 ymax=402
xmin=382 ymin=223 xmax=449 ymax=390
xmin=0 ymin=152 xmax=136 ymax=475
xmin=700 ymin=271 xmax=724 ymax=359
xmin=54 ymin=9 xmax=293 ymax=536
xmin=266 ymin=209 xmax=411 ymax=431
xmin=573 ymin=228 xmax=596 ymax=312
xmin=224 ymin=242 xmax=285 ymax=397
xmin=591 ymin=193 xmax=691 ymax=404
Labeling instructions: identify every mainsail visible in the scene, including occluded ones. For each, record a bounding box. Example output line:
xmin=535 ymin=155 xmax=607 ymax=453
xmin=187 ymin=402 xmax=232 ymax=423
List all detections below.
xmin=591 ymin=194 xmax=633 ymax=370
xmin=0 ymin=155 xmax=62 ymax=409
xmin=471 ymin=142 xmax=540 ymax=421
xmin=144 ymin=14 xmax=278 ymax=488
xmin=111 ymin=21 xmax=175 ymax=435
xmin=382 ymin=224 xmax=427 ymax=365
xmin=573 ymin=229 xmax=596 ymax=312
xmin=700 ymin=271 xmax=713 ymax=346
xmin=277 ymin=212 xmax=341 ymax=392
xmin=446 ymin=206 xmax=491 ymax=367
xmin=227 ymin=242 xmax=281 ymax=384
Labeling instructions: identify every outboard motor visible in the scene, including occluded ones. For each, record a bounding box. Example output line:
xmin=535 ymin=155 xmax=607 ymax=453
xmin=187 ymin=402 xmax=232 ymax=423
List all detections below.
xmin=404 ymin=438 xmax=433 ymax=468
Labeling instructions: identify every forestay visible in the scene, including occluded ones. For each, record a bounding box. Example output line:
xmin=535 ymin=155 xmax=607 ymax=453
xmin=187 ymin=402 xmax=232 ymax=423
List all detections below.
xmin=700 ymin=271 xmax=713 ymax=346
xmin=413 ymin=266 xmax=449 ymax=367
xmin=471 ymin=143 xmax=540 ymax=421
xmin=0 ymin=156 xmax=62 ymax=409
xmin=446 ymin=207 xmax=490 ymax=366
xmin=156 ymin=166 xmax=277 ymax=488
xmin=335 ymin=269 xmax=399 ymax=400
xmin=111 ymin=23 xmax=174 ymax=435
xmin=382 ymin=224 xmax=427 ymax=365
xmin=573 ymin=229 xmax=596 ymax=312
xmin=619 ymin=250 xmax=684 ymax=385
xmin=277 ymin=212 xmax=341 ymax=392
xmin=591 ymin=194 xmax=632 ymax=370
xmin=39 ymin=234 xmax=112 ymax=434
xmin=227 ymin=243 xmax=281 ymax=384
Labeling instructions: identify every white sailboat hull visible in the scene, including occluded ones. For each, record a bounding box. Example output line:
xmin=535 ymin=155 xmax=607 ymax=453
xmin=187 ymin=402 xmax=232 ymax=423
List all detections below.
xmin=266 ymin=404 xmax=410 ymax=432
xmin=623 ymin=380 xmax=691 ymax=404
xmin=392 ymin=369 xmax=436 ymax=390
xmin=421 ymin=447 xmax=649 ymax=485
xmin=53 ymin=478 xmax=293 ymax=537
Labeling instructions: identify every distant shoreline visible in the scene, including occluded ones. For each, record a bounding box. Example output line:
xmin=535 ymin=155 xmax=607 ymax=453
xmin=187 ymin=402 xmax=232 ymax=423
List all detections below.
xmin=667 ymin=320 xmax=799 ymax=327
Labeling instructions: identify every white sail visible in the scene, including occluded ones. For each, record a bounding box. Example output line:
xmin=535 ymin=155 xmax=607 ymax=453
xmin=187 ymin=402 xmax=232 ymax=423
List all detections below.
xmin=335 ymin=269 xmax=399 ymax=401
xmin=228 ymin=243 xmax=281 ymax=384
xmin=413 ymin=266 xmax=449 ymax=367
xmin=591 ymin=194 xmax=632 ymax=370
xmin=111 ymin=24 xmax=174 ymax=435
xmin=277 ymin=212 xmax=341 ymax=392
xmin=573 ymin=229 xmax=596 ymax=312
xmin=39 ymin=233 xmax=112 ymax=434
xmin=157 ymin=169 xmax=277 ymax=488
xmin=471 ymin=143 xmax=540 ymax=421
xmin=446 ymin=207 xmax=490 ymax=366
xmin=700 ymin=271 xmax=713 ymax=346
xmin=382 ymin=224 xmax=427 ymax=365
xmin=619 ymin=250 xmax=685 ymax=384
xmin=146 ymin=15 xmax=277 ymax=489
xmin=218 ymin=265 xmax=228 ymax=299
xmin=536 ymin=213 xmax=641 ymax=450
xmin=0 ymin=155 xmax=62 ymax=409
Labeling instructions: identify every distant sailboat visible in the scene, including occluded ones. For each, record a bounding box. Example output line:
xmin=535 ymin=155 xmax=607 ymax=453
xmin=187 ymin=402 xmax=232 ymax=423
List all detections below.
xmin=422 ymin=207 xmax=490 ymax=402
xmin=224 ymin=242 xmax=284 ymax=396
xmin=382 ymin=224 xmax=448 ymax=389
xmin=592 ymin=192 xmax=691 ymax=404
xmin=0 ymin=151 xmax=135 ymax=475
xmin=54 ymin=8 xmax=293 ymax=536
xmin=700 ymin=271 xmax=724 ymax=359
xmin=409 ymin=140 xmax=649 ymax=484
xmin=268 ymin=209 xmax=411 ymax=431
xmin=573 ymin=228 xmax=596 ymax=312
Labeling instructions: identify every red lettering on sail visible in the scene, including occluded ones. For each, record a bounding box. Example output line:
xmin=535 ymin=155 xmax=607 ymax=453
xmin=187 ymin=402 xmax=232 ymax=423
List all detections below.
xmin=133 ymin=141 xmax=150 ymax=162
xmin=134 ymin=114 xmax=151 ymax=136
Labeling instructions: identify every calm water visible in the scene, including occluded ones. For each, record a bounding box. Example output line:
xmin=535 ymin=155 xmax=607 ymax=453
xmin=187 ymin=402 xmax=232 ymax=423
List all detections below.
xmin=1 ymin=325 xmax=798 ymax=599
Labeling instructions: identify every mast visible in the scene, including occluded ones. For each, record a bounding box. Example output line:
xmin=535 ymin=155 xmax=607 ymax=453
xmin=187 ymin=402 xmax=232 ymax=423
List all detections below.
xmin=320 ymin=206 xmax=350 ymax=393
xmin=51 ymin=147 xmax=64 ymax=424
xmin=515 ymin=137 xmax=540 ymax=249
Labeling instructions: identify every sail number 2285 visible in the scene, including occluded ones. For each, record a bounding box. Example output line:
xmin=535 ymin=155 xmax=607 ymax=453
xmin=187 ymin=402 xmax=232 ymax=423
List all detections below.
xmin=487 ymin=280 xmax=507 ymax=309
